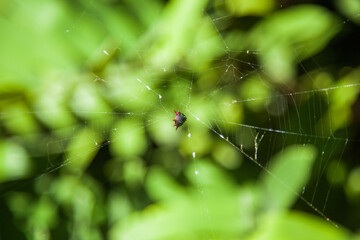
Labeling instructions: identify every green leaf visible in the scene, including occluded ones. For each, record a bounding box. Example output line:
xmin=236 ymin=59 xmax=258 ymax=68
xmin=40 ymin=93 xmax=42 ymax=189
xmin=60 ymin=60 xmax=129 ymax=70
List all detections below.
xmin=65 ymin=128 xmax=102 ymax=173
xmin=144 ymin=0 xmax=209 ymax=68
xmin=146 ymin=167 xmax=186 ymax=201
xmin=248 ymin=5 xmax=339 ymax=82
xmin=226 ymin=0 xmax=276 ymax=16
xmin=249 ymin=211 xmax=350 ymax=240
xmin=110 ymin=118 xmax=147 ymax=157
xmin=260 ymin=144 xmax=317 ymax=210
xmin=0 ymin=141 xmax=31 ymax=182
xmin=110 ymin=162 xmax=255 ymax=240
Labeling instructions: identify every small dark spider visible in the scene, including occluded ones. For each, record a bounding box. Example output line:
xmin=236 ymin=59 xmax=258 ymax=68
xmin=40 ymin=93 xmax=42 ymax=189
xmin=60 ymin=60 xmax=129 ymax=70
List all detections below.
xmin=173 ymin=110 xmax=187 ymax=130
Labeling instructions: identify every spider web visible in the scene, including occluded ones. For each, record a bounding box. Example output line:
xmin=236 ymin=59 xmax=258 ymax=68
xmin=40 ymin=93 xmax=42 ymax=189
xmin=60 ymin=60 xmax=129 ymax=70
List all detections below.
xmin=0 ymin=0 xmax=360 ymax=239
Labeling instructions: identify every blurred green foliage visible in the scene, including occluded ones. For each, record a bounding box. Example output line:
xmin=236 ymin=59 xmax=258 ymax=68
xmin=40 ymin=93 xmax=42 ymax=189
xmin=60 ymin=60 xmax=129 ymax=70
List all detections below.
xmin=0 ymin=0 xmax=360 ymax=239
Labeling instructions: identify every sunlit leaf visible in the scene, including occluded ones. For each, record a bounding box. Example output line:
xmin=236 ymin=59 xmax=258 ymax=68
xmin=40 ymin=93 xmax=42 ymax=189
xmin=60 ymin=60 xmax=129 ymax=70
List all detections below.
xmin=0 ymin=141 xmax=31 ymax=182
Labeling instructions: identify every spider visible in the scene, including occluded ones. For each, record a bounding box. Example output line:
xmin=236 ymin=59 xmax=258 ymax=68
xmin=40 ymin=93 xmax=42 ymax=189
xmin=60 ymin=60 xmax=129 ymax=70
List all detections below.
xmin=173 ymin=110 xmax=187 ymax=130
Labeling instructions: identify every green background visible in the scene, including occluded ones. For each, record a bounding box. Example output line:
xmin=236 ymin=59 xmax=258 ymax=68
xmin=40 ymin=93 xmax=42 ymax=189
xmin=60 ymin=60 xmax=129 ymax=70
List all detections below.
xmin=0 ymin=0 xmax=360 ymax=239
